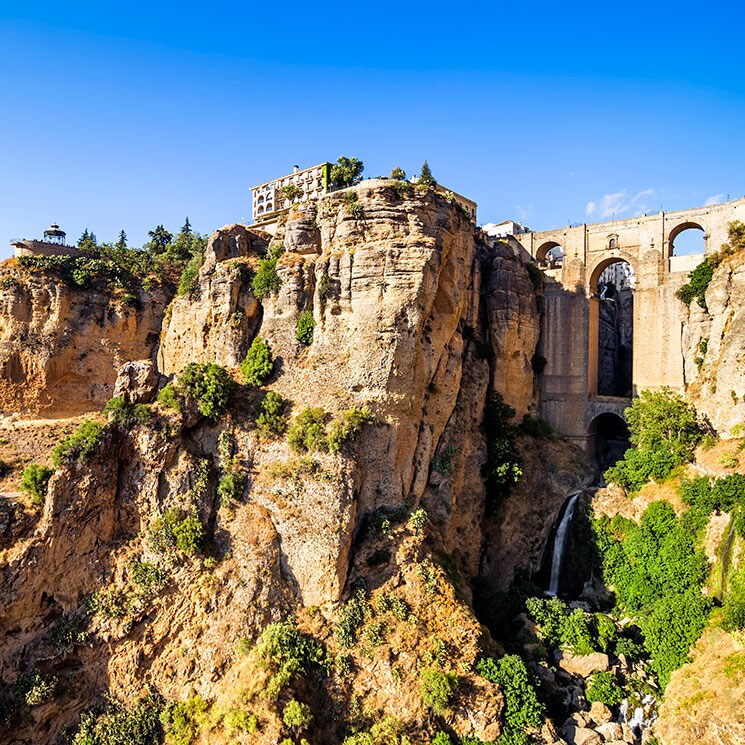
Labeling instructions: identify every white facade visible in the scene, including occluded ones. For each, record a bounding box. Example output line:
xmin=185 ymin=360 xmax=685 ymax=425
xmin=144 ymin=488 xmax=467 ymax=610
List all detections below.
xmin=251 ymin=163 xmax=331 ymax=224
xmin=482 ymin=219 xmax=529 ymax=237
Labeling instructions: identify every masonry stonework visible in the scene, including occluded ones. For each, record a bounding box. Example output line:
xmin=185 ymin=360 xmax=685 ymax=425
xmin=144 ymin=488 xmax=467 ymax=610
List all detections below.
xmin=512 ymin=197 xmax=745 ymax=448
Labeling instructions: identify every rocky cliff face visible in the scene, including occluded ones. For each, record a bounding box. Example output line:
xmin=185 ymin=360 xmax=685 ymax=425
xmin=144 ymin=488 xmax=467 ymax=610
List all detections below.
xmin=0 ymin=182 xmax=588 ymax=744
xmin=0 ymin=267 xmax=171 ymax=416
xmin=682 ymin=251 xmax=745 ymax=435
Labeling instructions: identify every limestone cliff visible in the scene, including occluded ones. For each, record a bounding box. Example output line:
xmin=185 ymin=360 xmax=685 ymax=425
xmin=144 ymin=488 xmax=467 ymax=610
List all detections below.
xmin=681 ymin=249 xmax=745 ymax=435
xmin=0 ymin=182 xmax=587 ymax=745
xmin=0 ymin=264 xmax=171 ymax=416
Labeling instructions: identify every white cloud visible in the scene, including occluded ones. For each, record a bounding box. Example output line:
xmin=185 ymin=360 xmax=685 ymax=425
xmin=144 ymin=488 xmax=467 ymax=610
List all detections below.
xmin=515 ymin=204 xmax=533 ymax=221
xmin=585 ymin=188 xmax=656 ymax=219
xmin=704 ymin=193 xmax=725 ymax=206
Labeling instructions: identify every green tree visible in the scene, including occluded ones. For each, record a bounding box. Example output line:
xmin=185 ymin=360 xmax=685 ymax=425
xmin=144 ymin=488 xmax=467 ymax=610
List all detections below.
xmin=420 ymin=669 xmax=457 ymax=715
xmin=77 ymin=229 xmax=98 ymax=250
xmin=330 ymin=156 xmax=364 ymax=188
xmin=115 ymin=230 xmax=128 ymax=250
xmin=477 ymin=656 xmax=543 ymax=745
xmin=241 ymin=337 xmax=274 ymax=386
xmin=256 ymin=391 xmax=287 ymax=439
xmin=177 ymin=363 xmax=236 ymax=421
xmin=296 ymin=310 xmax=315 ymax=346
xmin=282 ymin=699 xmax=312 ymax=730
xmin=418 ymin=161 xmax=437 ymax=187
xmin=390 ymin=167 xmax=406 ymax=180
xmin=20 ymin=464 xmax=54 ymax=506
xmin=144 ymin=225 xmax=173 ymax=255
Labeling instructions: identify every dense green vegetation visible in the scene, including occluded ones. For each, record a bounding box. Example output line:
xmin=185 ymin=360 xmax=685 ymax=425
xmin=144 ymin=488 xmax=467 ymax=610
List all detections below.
xmin=256 ymin=391 xmax=287 ymax=439
xmin=148 ymin=507 xmax=205 ymax=557
xmin=241 ymin=336 xmax=274 ymax=386
xmin=676 ymin=220 xmax=745 ymax=310
xmin=18 ymin=218 xmax=207 ymax=299
xmin=594 ymin=501 xmax=710 ymax=687
xmin=584 ymin=671 xmax=624 ymax=706
xmin=252 ymin=244 xmax=283 ymax=300
xmin=52 ymin=421 xmax=105 ymax=467
xmin=296 ymin=309 xmax=315 ymax=345
xmin=71 ymin=690 xmax=164 ymax=745
xmin=255 ymin=617 xmax=331 ymax=699
xmin=604 ymin=388 xmax=702 ymax=491
xmin=419 ymin=669 xmax=457 ymax=716
xmin=176 ymin=362 xmax=236 ymax=421
xmin=330 ymin=156 xmax=364 ymax=188
xmin=103 ymin=396 xmax=152 ymax=428
xmin=477 ymin=656 xmax=543 ymax=745
xmin=19 ymin=463 xmax=53 ymax=505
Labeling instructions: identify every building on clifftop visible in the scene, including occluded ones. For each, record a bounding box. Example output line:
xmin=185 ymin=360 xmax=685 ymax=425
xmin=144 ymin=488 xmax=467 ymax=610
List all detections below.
xmin=11 ymin=223 xmax=80 ymax=258
xmin=251 ymin=163 xmax=332 ymax=227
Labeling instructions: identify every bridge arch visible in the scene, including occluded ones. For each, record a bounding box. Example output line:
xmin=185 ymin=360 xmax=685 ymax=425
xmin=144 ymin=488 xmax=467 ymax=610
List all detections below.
xmin=668 ymin=221 xmax=706 ymax=256
xmin=587 ymin=411 xmax=630 ymax=472
xmin=587 ymin=254 xmax=638 ymax=294
xmin=536 ymin=241 xmax=565 ymax=267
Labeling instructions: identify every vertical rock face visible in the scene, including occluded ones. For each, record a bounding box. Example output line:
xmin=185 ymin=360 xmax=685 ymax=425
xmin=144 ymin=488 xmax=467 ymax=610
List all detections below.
xmin=682 ymin=255 xmax=745 ymax=434
xmin=157 ymin=224 xmax=266 ymax=375
xmin=0 ymin=272 xmax=170 ymax=416
xmin=0 ymin=183 xmax=591 ymax=744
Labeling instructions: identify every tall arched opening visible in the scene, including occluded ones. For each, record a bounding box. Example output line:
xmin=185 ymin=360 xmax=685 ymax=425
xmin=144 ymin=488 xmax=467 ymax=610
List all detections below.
xmin=669 ymin=221 xmax=706 ymax=256
xmin=536 ymin=241 xmax=564 ymax=268
xmin=588 ymin=412 xmax=630 ymax=473
xmin=588 ymin=259 xmax=636 ymax=397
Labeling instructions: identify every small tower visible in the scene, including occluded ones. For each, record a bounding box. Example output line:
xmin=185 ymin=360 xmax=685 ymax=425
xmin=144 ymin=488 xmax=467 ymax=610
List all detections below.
xmin=42 ymin=223 xmax=66 ymax=245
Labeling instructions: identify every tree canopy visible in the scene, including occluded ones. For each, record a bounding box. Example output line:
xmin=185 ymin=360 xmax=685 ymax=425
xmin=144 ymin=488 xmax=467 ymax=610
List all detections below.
xmin=330 ymin=156 xmax=364 ymax=188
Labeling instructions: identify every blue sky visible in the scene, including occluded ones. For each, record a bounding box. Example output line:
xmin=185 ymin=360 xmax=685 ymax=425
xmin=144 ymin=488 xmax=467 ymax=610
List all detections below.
xmin=1 ymin=1 xmax=744 ymax=258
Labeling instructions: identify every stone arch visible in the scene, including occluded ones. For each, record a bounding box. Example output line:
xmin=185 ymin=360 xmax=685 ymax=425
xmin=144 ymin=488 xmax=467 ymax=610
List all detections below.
xmin=536 ymin=240 xmax=565 ymax=267
xmin=668 ymin=221 xmax=706 ymax=257
xmin=587 ymin=411 xmax=630 ymax=472
xmin=587 ymin=254 xmax=638 ymax=294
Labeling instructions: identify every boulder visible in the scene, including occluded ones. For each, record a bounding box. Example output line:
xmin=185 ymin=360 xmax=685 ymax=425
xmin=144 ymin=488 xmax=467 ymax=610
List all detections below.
xmin=113 ymin=359 xmax=160 ymax=404
xmin=562 ymin=725 xmax=603 ymax=745
xmin=589 ymin=701 xmax=613 ymax=725
xmin=284 ymin=209 xmax=321 ymax=255
xmin=556 ymin=651 xmax=610 ymax=678
xmin=596 ymin=722 xmax=624 ymax=741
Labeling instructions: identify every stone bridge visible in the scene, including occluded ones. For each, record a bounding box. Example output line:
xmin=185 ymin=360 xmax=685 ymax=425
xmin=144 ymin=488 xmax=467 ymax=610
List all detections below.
xmin=510 ymin=197 xmax=745 ymax=451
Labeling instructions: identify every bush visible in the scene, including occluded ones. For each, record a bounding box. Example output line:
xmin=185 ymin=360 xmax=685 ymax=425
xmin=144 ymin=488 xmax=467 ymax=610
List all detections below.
xmin=287 ymin=408 xmax=328 ymax=452
xmin=223 ymin=709 xmax=258 ymax=736
xmin=477 ymin=656 xmax=543 ymax=745
xmin=177 ymin=362 xmax=236 ymax=421
xmin=252 ymin=253 xmax=281 ymax=300
xmin=20 ymin=464 xmax=53 ymax=505
xmin=172 ymin=513 xmax=205 ymax=555
xmin=282 ymin=699 xmax=312 ymax=729
xmin=52 ymin=420 xmax=105 ymax=467
xmin=296 ymin=310 xmax=315 ymax=346
xmin=148 ymin=507 xmax=205 ymax=557
xmin=256 ymin=617 xmax=330 ymax=699
xmin=524 ymin=597 xmax=601 ymax=655
xmin=160 ymin=696 xmax=209 ymax=745
xmin=72 ymin=690 xmax=164 ymax=745
xmin=256 ymin=392 xmax=287 ymax=439
xmin=605 ymin=388 xmax=702 ymax=490
xmin=420 ymin=669 xmax=457 ymax=715
xmin=242 ymin=337 xmax=274 ymax=386
xmin=585 ymin=671 xmax=624 ymax=706
xmin=327 ymin=408 xmax=375 ymax=453
xmin=217 ymin=468 xmax=246 ymax=507
xmin=594 ymin=500 xmax=711 ymax=689
xmin=177 ymin=248 xmax=204 ymax=296
xmin=157 ymin=382 xmax=182 ymax=412
xmin=676 ymin=257 xmax=715 ymax=310
xmin=330 ymin=156 xmax=364 ymax=188
xmin=103 ymin=396 xmax=152 ymax=428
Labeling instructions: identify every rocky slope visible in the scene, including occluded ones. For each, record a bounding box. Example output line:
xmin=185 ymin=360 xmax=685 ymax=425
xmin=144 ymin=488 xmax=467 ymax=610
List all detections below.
xmin=0 ymin=182 xmax=589 ymax=744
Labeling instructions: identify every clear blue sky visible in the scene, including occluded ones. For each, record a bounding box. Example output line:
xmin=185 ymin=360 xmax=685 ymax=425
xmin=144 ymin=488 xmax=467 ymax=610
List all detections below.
xmin=1 ymin=1 xmax=744 ymax=258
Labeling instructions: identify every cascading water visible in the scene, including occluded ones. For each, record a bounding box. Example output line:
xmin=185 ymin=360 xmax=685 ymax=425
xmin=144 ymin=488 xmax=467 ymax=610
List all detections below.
xmin=547 ymin=492 xmax=580 ymax=596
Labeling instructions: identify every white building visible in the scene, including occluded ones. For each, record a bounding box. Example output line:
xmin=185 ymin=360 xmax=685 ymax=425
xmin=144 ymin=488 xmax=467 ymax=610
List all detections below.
xmin=251 ymin=163 xmax=332 ymax=225
xmin=482 ymin=219 xmax=530 ymax=238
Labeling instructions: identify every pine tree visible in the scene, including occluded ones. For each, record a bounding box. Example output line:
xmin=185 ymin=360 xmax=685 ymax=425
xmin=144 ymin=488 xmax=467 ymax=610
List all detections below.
xmin=419 ymin=161 xmax=437 ymax=187
xmin=77 ymin=229 xmax=90 ymax=247
xmin=115 ymin=230 xmax=128 ymax=250
xmin=181 ymin=217 xmax=192 ymax=237
xmin=145 ymin=225 xmax=173 ymax=255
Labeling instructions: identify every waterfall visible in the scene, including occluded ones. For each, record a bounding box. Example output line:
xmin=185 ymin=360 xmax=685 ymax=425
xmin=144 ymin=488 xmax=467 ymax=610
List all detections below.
xmin=547 ymin=493 xmax=580 ymax=596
